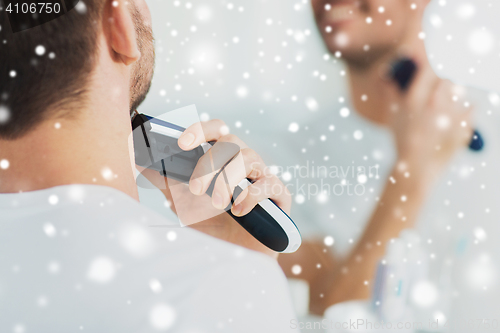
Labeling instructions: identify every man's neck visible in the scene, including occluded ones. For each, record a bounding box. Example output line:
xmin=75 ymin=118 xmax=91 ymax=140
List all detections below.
xmin=346 ymin=23 xmax=430 ymax=126
xmin=0 ymin=90 xmax=139 ymax=200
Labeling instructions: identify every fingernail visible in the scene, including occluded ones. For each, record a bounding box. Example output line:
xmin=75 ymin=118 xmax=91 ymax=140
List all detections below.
xmin=212 ymin=192 xmax=224 ymax=209
xmin=232 ymin=203 xmax=243 ymax=216
xmin=178 ymin=132 xmax=195 ymax=148
xmin=190 ymin=179 xmax=203 ymax=195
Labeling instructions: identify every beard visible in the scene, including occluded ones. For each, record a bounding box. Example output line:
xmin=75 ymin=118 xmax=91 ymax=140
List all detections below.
xmin=129 ymin=3 xmax=155 ymax=114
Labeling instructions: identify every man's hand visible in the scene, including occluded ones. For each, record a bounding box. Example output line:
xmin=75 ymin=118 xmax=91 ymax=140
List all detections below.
xmin=386 ymin=62 xmax=473 ymax=180
xmin=142 ymin=119 xmax=291 ymax=258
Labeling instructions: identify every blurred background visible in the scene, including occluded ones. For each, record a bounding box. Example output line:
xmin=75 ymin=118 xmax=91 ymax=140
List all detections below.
xmin=137 ymin=0 xmax=500 ymax=331
xmin=139 ymin=0 xmax=500 ymax=221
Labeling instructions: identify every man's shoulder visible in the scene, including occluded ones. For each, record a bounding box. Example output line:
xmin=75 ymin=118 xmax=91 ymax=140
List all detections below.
xmin=0 ymin=184 xmax=261 ymax=259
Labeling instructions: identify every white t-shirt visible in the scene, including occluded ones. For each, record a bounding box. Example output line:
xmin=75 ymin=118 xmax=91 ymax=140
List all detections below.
xmin=0 ymin=184 xmax=297 ymax=332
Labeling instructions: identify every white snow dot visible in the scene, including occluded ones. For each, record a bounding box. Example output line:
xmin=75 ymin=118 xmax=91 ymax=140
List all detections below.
xmin=317 ymin=191 xmax=328 ymax=203
xmin=457 ymin=3 xmax=475 ymax=19
xmin=474 ymin=227 xmax=487 ymax=241
xmin=430 ymin=14 xmax=442 ymax=28
xmin=334 ymin=32 xmax=349 ymax=47
xmin=411 ymin=281 xmax=438 ymax=307
xmin=468 ymin=29 xmax=494 ymax=55
xmin=291 ymin=264 xmax=302 ymax=275
xmin=305 ymin=98 xmax=319 ymax=111
xmin=200 ymin=113 xmax=210 ymax=121
xmin=324 ymin=236 xmax=334 ymax=246
xmin=149 ymin=279 xmax=163 ymax=293
xmin=295 ymin=194 xmax=305 ymax=204
xmin=366 ymin=17 xmax=372 ymax=24
xmin=101 ymin=167 xmax=114 ymax=181
xmin=170 ymin=30 xmax=178 ymax=37
xmin=0 ymin=159 xmax=9 ymax=169
xmin=9 ymin=70 xmax=16 ymax=78
xmin=75 ymin=1 xmax=87 ymax=13
xmin=43 ymin=223 xmax=57 ymax=237
xmin=288 ymin=122 xmax=299 ymax=133
xmin=489 ymin=93 xmax=500 ymax=106
xmin=87 ymin=257 xmax=116 ymax=283
xmin=47 ymin=261 xmax=61 ymax=274
xmin=236 ymin=86 xmax=248 ymax=98
xmin=150 ymin=304 xmax=177 ymax=330
xmin=282 ymin=172 xmax=292 ymax=182
xmin=357 ymin=174 xmax=367 ymax=184
xmin=196 ymin=6 xmax=212 ymax=21
xmin=35 ymin=45 xmax=46 ymax=56
xmin=119 ymin=225 xmax=154 ymax=257
xmin=340 ymin=107 xmax=350 ymax=118
xmin=48 ymin=195 xmax=59 ymax=205
xmin=166 ymin=231 xmax=177 ymax=241
xmin=436 ymin=115 xmax=450 ymax=129
xmin=386 ymin=20 xmax=392 ymax=26
xmin=0 ymin=105 xmax=10 ymax=124
xmin=353 ymin=130 xmax=363 ymax=140
xmin=13 ymin=324 xmax=26 ymax=333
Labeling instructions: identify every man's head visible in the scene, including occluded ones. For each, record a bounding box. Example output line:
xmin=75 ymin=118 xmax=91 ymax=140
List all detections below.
xmin=311 ymin=0 xmax=430 ymax=67
xmin=0 ymin=0 xmax=154 ymax=140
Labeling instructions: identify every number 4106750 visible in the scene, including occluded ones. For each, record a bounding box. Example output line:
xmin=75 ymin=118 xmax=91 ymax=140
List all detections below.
xmin=6 ymin=2 xmax=61 ymax=14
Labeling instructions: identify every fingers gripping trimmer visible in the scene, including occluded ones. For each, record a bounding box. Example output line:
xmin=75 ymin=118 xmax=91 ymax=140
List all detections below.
xmin=132 ymin=113 xmax=302 ymax=253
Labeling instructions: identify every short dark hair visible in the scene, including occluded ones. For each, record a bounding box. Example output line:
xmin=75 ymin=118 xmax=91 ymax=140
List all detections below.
xmin=0 ymin=0 xmax=105 ymax=139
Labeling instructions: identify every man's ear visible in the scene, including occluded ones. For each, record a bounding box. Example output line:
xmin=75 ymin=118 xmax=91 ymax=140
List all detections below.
xmin=105 ymin=0 xmax=140 ymax=66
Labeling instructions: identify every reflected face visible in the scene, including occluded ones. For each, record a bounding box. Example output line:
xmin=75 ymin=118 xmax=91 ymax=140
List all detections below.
xmin=129 ymin=0 xmax=155 ymax=113
xmin=311 ymin=0 xmax=416 ymax=65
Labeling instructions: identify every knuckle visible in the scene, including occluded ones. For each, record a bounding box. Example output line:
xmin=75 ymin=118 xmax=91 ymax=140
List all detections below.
xmin=210 ymin=118 xmax=225 ymax=127
xmin=221 ymin=133 xmax=238 ymax=143
xmin=241 ymin=148 xmax=259 ymax=164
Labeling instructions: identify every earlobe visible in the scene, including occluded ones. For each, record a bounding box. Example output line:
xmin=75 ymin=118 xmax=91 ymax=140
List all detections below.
xmin=107 ymin=0 xmax=140 ymax=65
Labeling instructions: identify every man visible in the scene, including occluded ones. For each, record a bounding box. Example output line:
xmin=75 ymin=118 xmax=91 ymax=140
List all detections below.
xmin=278 ymin=0 xmax=500 ymax=322
xmin=0 ymin=0 xmax=297 ymax=331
